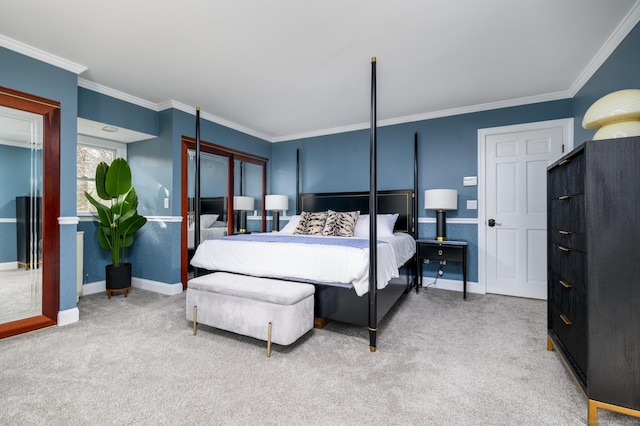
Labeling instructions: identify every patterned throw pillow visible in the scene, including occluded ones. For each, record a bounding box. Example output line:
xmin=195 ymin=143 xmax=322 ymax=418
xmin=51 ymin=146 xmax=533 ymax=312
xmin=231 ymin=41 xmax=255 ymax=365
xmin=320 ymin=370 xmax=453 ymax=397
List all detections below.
xmin=322 ymin=210 xmax=360 ymax=237
xmin=294 ymin=211 xmax=328 ymax=235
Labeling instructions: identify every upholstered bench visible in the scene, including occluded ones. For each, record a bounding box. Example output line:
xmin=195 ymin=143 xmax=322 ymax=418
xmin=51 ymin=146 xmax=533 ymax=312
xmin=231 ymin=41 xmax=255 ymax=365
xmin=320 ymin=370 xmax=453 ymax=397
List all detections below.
xmin=186 ymin=272 xmax=315 ymax=357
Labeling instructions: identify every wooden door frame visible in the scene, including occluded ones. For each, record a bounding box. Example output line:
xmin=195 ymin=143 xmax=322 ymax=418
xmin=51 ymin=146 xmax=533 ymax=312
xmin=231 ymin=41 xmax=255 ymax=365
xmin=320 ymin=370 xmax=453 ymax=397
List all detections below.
xmin=0 ymin=86 xmax=60 ymax=339
xmin=476 ymin=118 xmax=573 ymax=296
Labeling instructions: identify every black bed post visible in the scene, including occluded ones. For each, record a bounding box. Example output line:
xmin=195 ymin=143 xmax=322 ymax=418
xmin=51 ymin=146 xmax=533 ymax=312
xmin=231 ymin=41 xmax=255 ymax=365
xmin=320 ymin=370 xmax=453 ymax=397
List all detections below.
xmin=296 ymin=148 xmax=301 ymax=214
xmin=193 ymin=107 xmax=202 ymax=277
xmin=368 ymin=57 xmax=378 ymax=352
xmin=413 ymin=131 xmax=419 ymax=292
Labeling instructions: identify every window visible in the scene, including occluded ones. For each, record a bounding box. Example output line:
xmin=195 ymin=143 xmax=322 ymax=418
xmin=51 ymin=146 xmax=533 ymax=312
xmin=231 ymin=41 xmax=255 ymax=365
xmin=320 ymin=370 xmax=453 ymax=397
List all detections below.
xmin=77 ymin=135 xmax=126 ymax=213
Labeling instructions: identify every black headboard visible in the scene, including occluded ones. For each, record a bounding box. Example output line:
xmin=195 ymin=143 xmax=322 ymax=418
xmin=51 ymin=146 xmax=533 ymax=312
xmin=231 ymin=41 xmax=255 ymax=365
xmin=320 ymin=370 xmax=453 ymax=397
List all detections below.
xmin=192 ymin=196 xmax=228 ymax=221
xmin=297 ymin=189 xmax=414 ymax=234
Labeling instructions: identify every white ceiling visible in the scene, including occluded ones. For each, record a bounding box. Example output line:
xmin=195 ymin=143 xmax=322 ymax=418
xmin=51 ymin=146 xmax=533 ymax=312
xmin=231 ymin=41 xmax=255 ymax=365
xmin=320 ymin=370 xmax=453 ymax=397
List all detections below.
xmin=1 ymin=1 xmax=639 ymax=142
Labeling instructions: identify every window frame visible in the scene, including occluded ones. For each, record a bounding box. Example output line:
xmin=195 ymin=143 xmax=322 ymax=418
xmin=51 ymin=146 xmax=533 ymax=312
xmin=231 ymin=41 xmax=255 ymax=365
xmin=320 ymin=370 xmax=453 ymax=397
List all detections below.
xmin=77 ymin=134 xmax=127 ymax=216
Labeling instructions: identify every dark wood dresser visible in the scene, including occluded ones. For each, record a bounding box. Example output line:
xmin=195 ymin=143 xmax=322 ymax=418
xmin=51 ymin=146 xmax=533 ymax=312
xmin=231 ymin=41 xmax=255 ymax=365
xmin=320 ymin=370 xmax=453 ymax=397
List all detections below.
xmin=547 ymin=136 xmax=640 ymax=424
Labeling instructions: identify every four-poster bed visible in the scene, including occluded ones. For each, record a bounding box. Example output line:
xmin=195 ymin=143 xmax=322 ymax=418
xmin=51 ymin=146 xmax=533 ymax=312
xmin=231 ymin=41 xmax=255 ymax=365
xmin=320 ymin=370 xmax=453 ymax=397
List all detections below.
xmin=189 ymin=58 xmax=418 ymax=350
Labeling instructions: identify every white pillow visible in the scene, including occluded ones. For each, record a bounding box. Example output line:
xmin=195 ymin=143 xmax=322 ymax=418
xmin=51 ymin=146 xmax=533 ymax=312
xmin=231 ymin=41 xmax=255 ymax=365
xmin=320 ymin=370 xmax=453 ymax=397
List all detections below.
xmin=279 ymin=215 xmax=301 ymax=234
xmin=354 ymin=213 xmax=399 ymax=237
xmin=200 ymin=214 xmax=219 ymax=228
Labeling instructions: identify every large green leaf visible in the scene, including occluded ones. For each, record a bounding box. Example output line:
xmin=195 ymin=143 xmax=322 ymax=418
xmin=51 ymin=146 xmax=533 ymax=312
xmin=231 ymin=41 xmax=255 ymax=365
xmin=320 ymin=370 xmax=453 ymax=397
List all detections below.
xmin=84 ymin=191 xmax=113 ymax=226
xmin=120 ymin=215 xmax=147 ymax=237
xmin=97 ymin=226 xmax=111 ymax=250
xmin=94 ymin=162 xmax=110 ymax=201
xmin=112 ymin=188 xmax=137 ymax=218
xmin=105 ymin=158 xmax=132 ymax=198
xmin=122 ymin=235 xmax=134 ymax=248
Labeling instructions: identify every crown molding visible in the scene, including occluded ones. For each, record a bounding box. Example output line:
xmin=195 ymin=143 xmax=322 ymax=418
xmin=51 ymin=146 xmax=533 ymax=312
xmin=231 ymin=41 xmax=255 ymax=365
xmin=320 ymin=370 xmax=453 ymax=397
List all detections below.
xmin=78 ymin=78 xmax=158 ymax=111
xmin=159 ymin=99 xmax=272 ymax=141
xmin=271 ymin=90 xmax=572 ymax=143
xmin=569 ymin=0 xmax=640 ymax=95
xmin=0 ymin=34 xmax=87 ymax=74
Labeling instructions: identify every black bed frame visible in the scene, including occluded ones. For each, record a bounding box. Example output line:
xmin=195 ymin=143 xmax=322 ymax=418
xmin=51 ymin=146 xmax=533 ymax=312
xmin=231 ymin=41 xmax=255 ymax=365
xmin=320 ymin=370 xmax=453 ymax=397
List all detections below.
xmin=297 ymin=189 xmax=416 ymax=328
xmin=196 ymin=196 xmax=228 ymax=222
xmin=193 ymin=59 xmax=419 ymax=351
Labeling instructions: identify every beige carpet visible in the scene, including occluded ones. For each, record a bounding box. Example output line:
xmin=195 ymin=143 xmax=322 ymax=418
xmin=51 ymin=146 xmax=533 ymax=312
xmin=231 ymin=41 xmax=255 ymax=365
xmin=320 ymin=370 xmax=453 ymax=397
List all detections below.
xmin=0 ymin=287 xmax=637 ymax=425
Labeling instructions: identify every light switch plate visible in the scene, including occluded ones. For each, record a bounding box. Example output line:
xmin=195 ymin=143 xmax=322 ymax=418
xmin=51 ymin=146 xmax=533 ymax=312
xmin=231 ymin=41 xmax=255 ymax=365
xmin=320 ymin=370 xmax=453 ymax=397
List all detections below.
xmin=164 ymin=198 xmax=169 ymax=208
xmin=463 ymin=176 xmax=478 ymax=186
xmin=467 ymin=200 xmax=478 ymax=210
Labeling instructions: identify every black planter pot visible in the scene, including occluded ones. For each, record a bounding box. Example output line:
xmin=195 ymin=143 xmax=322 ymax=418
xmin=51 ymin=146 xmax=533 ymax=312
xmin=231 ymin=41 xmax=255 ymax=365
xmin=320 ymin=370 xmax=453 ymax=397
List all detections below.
xmin=105 ymin=263 xmax=132 ymax=290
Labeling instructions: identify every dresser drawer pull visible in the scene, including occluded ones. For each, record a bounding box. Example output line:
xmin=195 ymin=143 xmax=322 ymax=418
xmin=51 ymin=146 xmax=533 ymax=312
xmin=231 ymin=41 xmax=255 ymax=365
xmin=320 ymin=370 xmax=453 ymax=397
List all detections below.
xmin=558 ymin=245 xmax=571 ymax=252
xmin=558 ymin=195 xmax=572 ymax=200
xmin=560 ymin=314 xmax=573 ymax=325
xmin=558 ymin=159 xmax=572 ymax=166
xmin=559 ymin=280 xmax=573 ymax=288
xmin=558 ymin=230 xmax=572 ymax=235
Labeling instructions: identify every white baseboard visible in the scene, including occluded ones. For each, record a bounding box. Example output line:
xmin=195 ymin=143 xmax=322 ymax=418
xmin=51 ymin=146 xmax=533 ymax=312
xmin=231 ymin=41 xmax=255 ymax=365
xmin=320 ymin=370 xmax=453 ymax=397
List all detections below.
xmin=0 ymin=261 xmax=18 ymax=271
xmin=132 ymin=278 xmax=183 ymax=296
xmin=57 ymin=307 xmax=79 ymax=326
xmin=80 ymin=278 xmax=183 ymax=297
xmin=422 ymin=277 xmax=484 ymax=295
xmin=81 ymin=280 xmax=106 ymax=296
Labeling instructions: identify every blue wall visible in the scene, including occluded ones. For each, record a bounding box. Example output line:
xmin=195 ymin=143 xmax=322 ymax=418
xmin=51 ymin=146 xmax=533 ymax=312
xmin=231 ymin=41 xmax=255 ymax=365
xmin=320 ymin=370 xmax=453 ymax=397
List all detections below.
xmin=78 ymin=87 xmax=158 ymax=136
xmin=573 ymin=22 xmax=640 ymax=144
xmin=272 ymin=99 xmax=573 ymax=284
xmin=79 ymin=103 xmax=272 ymax=285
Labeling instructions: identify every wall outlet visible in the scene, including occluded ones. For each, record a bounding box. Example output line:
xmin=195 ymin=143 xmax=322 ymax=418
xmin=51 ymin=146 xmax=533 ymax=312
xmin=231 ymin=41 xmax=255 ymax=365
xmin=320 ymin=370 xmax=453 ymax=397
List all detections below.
xmin=467 ymin=200 xmax=478 ymax=210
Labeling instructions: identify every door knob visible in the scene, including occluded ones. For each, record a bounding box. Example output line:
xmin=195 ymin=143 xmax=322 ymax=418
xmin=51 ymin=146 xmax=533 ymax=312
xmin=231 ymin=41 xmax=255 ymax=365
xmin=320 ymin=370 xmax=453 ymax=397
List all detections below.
xmin=488 ymin=219 xmax=501 ymax=227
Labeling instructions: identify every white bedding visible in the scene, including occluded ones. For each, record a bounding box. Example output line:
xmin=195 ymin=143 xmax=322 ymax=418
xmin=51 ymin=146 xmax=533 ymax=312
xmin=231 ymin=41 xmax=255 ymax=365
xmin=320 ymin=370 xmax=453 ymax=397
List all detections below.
xmin=188 ymin=224 xmax=227 ymax=249
xmin=190 ymin=232 xmax=416 ymax=296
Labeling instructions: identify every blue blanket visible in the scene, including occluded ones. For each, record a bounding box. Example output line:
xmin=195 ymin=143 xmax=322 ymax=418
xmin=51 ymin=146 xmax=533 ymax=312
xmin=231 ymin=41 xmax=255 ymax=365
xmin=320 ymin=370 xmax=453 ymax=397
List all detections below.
xmin=221 ymin=233 xmax=386 ymax=249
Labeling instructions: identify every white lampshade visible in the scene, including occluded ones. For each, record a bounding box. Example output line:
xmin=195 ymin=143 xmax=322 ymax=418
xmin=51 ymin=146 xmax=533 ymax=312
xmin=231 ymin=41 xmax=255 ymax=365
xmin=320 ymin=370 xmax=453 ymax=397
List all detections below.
xmin=424 ymin=189 xmax=458 ymax=210
xmin=265 ymin=194 xmax=288 ymax=211
xmin=582 ymin=89 xmax=640 ymax=140
xmin=233 ymin=195 xmax=255 ymax=211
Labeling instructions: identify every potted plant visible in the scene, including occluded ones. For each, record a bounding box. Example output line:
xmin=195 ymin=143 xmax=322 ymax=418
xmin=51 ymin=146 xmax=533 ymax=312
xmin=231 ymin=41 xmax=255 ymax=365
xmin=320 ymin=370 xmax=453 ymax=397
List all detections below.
xmin=85 ymin=158 xmax=147 ymax=291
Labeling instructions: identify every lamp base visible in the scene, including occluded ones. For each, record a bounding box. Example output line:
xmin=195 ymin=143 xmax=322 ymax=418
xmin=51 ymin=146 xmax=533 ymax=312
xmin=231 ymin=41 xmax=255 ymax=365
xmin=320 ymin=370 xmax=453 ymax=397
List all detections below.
xmin=435 ymin=210 xmax=447 ymax=241
xmin=237 ymin=211 xmax=247 ymax=234
xmin=272 ymin=211 xmax=280 ymax=232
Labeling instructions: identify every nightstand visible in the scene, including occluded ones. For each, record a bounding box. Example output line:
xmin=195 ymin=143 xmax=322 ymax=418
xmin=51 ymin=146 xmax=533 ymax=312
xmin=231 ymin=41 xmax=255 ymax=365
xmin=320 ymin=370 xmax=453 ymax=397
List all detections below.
xmin=417 ymin=239 xmax=468 ymax=299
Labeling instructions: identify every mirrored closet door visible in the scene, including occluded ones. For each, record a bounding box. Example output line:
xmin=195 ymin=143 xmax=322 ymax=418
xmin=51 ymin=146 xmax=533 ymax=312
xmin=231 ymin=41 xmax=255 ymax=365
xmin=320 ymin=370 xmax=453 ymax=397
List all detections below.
xmin=0 ymin=105 xmax=43 ymax=324
xmin=0 ymin=86 xmax=60 ymax=339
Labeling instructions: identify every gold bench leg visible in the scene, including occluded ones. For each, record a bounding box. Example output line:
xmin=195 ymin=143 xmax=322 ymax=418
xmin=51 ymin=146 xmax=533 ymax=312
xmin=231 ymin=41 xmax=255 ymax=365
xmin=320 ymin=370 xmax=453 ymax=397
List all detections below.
xmin=547 ymin=336 xmax=554 ymax=351
xmin=267 ymin=322 xmax=272 ymax=358
xmin=193 ymin=306 xmax=197 ymax=336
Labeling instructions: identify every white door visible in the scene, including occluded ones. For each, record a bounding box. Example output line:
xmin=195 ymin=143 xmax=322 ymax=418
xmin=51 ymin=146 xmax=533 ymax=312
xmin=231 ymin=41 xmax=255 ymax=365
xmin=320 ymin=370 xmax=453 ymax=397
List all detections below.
xmin=479 ymin=119 xmax=571 ymax=299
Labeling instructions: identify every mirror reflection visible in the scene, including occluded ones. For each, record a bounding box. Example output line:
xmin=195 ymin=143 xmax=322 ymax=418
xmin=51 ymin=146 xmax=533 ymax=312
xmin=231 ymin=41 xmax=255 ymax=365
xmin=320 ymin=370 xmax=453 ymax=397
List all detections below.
xmin=187 ymin=150 xmax=229 ymax=257
xmin=234 ymin=160 xmax=261 ymax=233
xmin=0 ymin=105 xmax=43 ymax=324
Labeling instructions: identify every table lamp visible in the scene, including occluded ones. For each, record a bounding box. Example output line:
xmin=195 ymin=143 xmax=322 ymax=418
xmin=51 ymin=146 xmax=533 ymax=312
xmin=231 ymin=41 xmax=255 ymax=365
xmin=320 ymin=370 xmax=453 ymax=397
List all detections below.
xmin=424 ymin=189 xmax=457 ymax=241
xmin=265 ymin=194 xmax=288 ymax=232
xmin=234 ymin=195 xmax=254 ymax=233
